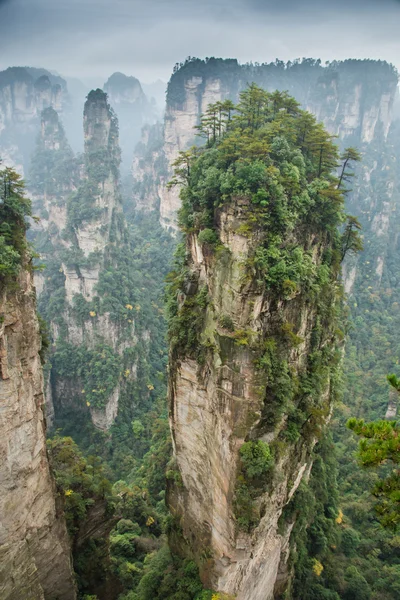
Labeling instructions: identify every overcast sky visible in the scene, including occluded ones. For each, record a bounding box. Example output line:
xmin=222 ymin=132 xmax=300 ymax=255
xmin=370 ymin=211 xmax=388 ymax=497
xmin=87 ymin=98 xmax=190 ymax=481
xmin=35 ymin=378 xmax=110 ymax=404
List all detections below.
xmin=1 ymin=0 xmax=400 ymax=84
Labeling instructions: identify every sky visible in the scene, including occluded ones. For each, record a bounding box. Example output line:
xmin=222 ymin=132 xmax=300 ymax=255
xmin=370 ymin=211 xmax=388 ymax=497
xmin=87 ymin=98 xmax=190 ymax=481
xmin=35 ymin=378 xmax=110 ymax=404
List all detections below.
xmin=1 ymin=0 xmax=400 ymax=85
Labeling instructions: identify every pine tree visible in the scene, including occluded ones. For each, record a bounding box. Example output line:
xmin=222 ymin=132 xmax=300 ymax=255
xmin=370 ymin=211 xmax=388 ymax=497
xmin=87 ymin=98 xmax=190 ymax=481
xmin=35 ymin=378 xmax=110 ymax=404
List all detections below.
xmin=347 ymin=375 xmax=400 ymax=530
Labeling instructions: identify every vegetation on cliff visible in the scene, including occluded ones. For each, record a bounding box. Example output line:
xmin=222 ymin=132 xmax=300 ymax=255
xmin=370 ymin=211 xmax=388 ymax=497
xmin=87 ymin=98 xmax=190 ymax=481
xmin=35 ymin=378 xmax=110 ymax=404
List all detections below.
xmin=347 ymin=374 xmax=400 ymax=531
xmin=165 ymin=85 xmax=361 ymax=596
xmin=167 ymin=82 xmax=358 ymax=396
xmin=30 ymin=107 xmax=77 ymax=197
xmin=270 ymin=97 xmax=400 ymax=600
xmin=19 ymin=57 xmax=400 ymax=600
xmin=167 ymin=57 xmax=397 ymax=111
xmin=0 ymin=165 xmax=32 ymax=282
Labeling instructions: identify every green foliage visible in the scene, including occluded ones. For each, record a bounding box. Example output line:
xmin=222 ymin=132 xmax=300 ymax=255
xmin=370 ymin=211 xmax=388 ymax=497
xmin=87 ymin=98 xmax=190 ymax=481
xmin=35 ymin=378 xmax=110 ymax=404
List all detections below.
xmin=29 ymin=107 xmax=77 ymax=197
xmin=47 ymin=435 xmax=114 ymax=538
xmin=128 ymin=546 xmax=204 ymax=600
xmin=50 ymin=213 xmax=174 ymax=482
xmin=289 ymin=435 xmax=343 ymax=600
xmin=343 ymin=566 xmax=371 ymax=600
xmin=195 ymin=100 xmax=235 ymax=145
xmin=234 ymin=441 xmax=273 ymax=531
xmin=239 ymin=440 xmax=272 ymax=479
xmin=341 ymin=528 xmax=361 ymax=556
xmin=337 ymin=147 xmax=362 ymax=193
xmin=167 ymin=262 xmax=210 ymax=360
xmin=67 ymin=180 xmax=102 ymax=227
xmin=0 ymin=237 xmax=21 ymax=279
xmin=197 ymin=228 xmax=218 ymax=246
xmin=256 ymin=338 xmax=295 ymax=426
xmin=347 ymin=412 xmax=400 ymax=530
xmin=323 ymin=118 xmax=400 ymax=600
xmin=218 ymin=314 xmax=234 ymax=332
xmin=172 ymin=84 xmax=353 ymax=279
xmin=47 ymin=435 xmax=117 ymax=597
xmin=387 ymin=373 xmax=400 ymax=391
xmin=132 ymin=420 xmax=145 ymax=438
xmin=53 ymin=342 xmax=122 ymax=409
xmin=341 ymin=216 xmax=363 ymax=261
xmin=0 ymin=165 xmax=32 ymax=282
xmin=62 ymin=90 xmax=121 ymax=230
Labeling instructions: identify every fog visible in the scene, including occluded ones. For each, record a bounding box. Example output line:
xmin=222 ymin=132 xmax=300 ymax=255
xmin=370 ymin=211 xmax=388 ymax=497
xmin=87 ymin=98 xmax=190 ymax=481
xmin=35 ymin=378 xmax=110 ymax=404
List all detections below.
xmin=1 ymin=0 xmax=400 ymax=84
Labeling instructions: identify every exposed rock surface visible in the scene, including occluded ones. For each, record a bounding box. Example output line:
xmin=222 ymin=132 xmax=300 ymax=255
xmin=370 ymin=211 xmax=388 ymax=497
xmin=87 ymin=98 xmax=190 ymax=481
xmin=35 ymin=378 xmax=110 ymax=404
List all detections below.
xmin=0 ymin=67 xmax=67 ymax=173
xmin=385 ymin=387 xmax=398 ymax=419
xmin=168 ymin=197 xmax=340 ymax=599
xmin=132 ymin=58 xmax=398 ymax=231
xmin=0 ymin=268 xmax=75 ymax=600
xmin=31 ymin=92 xmax=134 ymax=430
xmin=131 ymin=122 xmax=166 ymax=211
xmin=104 ymin=72 xmax=158 ymax=170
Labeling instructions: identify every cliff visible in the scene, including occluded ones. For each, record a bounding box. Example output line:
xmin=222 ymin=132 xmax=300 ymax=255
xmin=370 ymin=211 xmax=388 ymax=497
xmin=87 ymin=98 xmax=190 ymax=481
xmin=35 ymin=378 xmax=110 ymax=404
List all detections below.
xmin=29 ymin=106 xmax=77 ymax=425
xmin=0 ymin=168 xmax=75 ymax=599
xmin=154 ymin=60 xmax=400 ymax=421
xmin=166 ymin=89 xmax=345 ymax=599
xmin=31 ymin=91 xmax=160 ymax=433
xmin=31 ymin=91 xmax=127 ymax=430
xmin=0 ymin=67 xmax=67 ymax=173
xmin=132 ymin=58 xmax=397 ymax=230
xmin=131 ymin=122 xmax=167 ymax=211
xmin=104 ymin=72 xmax=158 ymax=171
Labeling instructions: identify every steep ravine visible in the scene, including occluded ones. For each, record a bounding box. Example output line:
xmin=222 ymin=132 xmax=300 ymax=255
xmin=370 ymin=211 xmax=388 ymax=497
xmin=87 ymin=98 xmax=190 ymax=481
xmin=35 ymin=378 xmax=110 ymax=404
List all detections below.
xmin=0 ymin=266 xmax=75 ymax=599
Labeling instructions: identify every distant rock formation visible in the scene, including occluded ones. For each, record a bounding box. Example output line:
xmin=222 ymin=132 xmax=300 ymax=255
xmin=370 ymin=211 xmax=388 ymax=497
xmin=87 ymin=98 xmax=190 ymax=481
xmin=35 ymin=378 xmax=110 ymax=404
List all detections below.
xmin=0 ymin=66 xmax=67 ymax=173
xmin=104 ymin=72 xmax=158 ymax=170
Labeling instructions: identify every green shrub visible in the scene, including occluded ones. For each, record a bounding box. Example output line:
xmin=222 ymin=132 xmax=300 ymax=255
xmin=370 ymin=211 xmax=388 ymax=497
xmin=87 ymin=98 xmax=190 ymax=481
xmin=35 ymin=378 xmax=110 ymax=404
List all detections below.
xmin=0 ymin=166 xmax=32 ymax=282
xmin=218 ymin=314 xmax=234 ymax=331
xmin=239 ymin=440 xmax=272 ymax=480
xmin=198 ymin=228 xmax=218 ymax=245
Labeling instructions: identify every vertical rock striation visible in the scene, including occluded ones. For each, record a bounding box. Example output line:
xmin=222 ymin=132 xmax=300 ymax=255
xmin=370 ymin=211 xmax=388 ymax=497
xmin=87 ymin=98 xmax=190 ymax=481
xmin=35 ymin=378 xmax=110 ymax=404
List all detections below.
xmin=0 ymin=268 xmax=75 ymax=599
xmin=167 ymin=90 xmax=345 ymax=599
xmin=131 ymin=122 xmax=167 ymax=212
xmin=168 ymin=202 xmax=341 ymax=599
xmin=31 ymin=91 xmax=150 ymax=431
xmin=0 ymin=67 xmax=67 ymax=173
xmin=103 ymin=72 xmax=158 ymax=171
xmin=31 ymin=91 xmax=128 ymax=429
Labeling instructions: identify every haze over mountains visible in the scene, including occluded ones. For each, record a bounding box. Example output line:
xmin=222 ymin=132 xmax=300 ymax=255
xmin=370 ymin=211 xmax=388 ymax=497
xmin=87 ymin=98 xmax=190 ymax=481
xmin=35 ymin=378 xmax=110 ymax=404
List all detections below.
xmin=1 ymin=0 xmax=400 ymax=80
xmin=2 ymin=1 xmax=400 ymax=599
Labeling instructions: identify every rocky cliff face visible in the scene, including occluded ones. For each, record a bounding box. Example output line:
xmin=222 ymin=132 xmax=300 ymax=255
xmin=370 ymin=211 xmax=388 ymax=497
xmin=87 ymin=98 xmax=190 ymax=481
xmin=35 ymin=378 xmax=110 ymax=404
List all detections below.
xmin=29 ymin=106 xmax=77 ymax=426
xmin=104 ymin=72 xmax=158 ymax=171
xmin=166 ymin=95 xmax=344 ymax=598
xmin=131 ymin=122 xmax=167 ymax=211
xmin=0 ymin=67 xmax=67 ymax=173
xmin=31 ymin=91 xmax=135 ymax=430
xmin=0 ymin=267 xmax=75 ymax=600
xmin=141 ymin=56 xmax=400 ymax=600
xmin=134 ymin=58 xmax=397 ymax=229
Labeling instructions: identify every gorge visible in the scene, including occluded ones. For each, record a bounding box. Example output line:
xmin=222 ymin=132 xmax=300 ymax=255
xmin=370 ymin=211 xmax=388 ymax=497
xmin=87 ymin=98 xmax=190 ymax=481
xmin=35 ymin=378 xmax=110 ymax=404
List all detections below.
xmin=0 ymin=55 xmax=400 ymax=600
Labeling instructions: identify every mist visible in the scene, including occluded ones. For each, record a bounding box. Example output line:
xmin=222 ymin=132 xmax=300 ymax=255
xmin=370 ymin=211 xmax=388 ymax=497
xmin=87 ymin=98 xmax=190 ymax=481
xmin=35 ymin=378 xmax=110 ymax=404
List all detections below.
xmin=1 ymin=0 xmax=400 ymax=83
